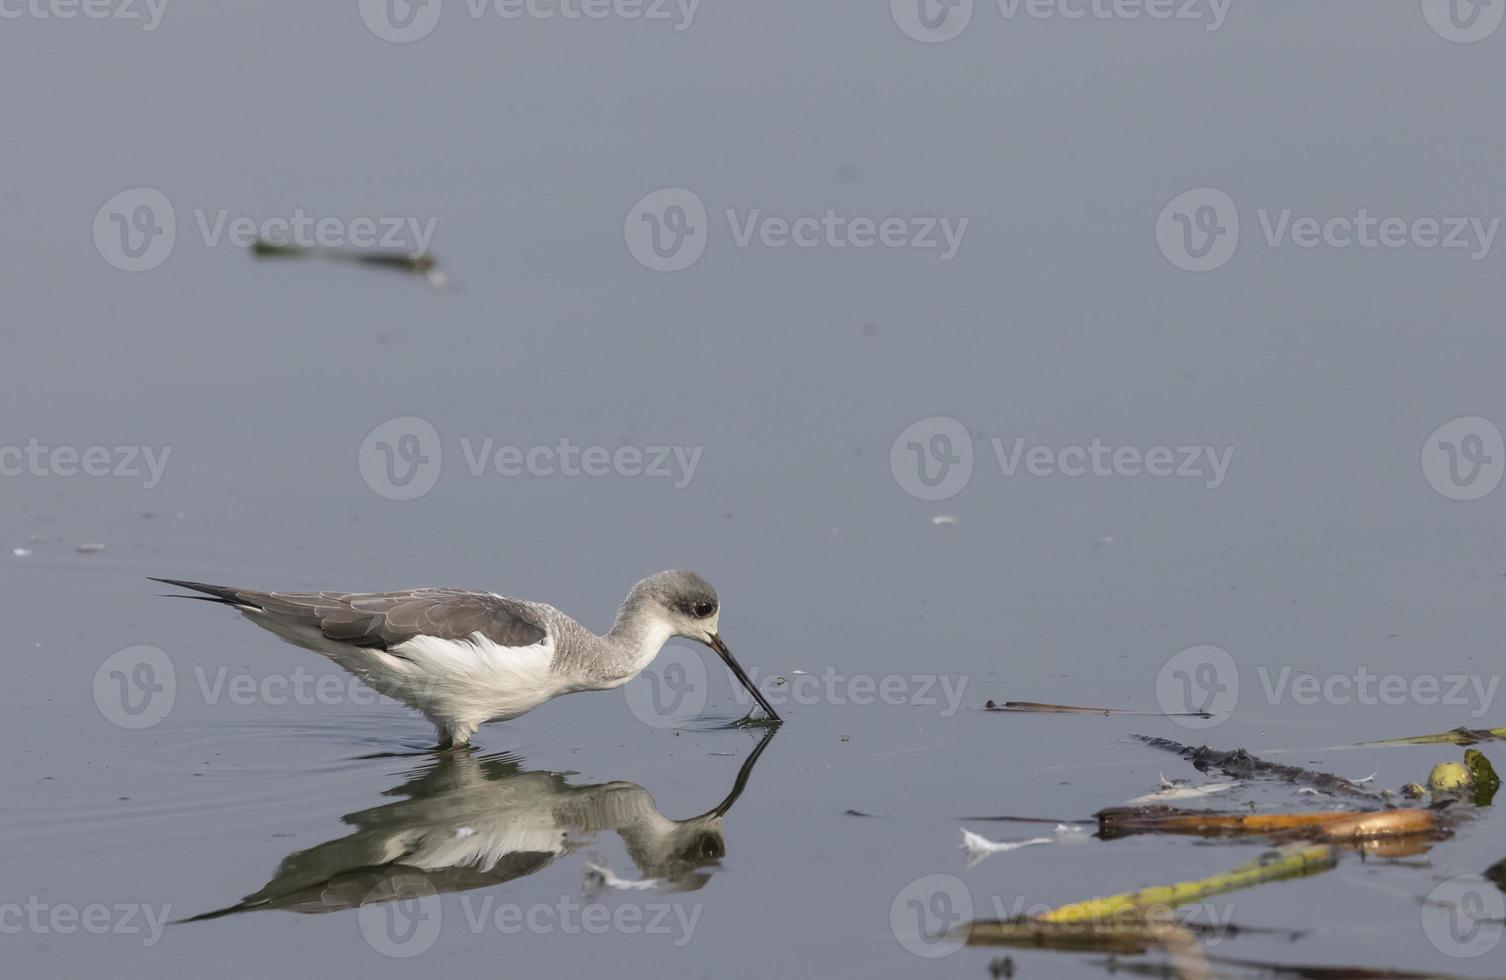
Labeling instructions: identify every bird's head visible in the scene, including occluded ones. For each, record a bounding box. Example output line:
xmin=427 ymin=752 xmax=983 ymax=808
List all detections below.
xmin=624 ymin=570 xmax=779 ymax=722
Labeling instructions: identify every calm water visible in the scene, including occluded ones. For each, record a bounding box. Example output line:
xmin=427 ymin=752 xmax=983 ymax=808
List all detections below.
xmin=4 ymin=2 xmax=1506 ymax=976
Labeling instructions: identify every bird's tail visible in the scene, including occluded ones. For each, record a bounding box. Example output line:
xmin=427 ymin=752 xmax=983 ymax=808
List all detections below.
xmin=148 ymin=578 xmax=258 ymax=609
xmin=173 ymin=899 xmax=263 ymax=924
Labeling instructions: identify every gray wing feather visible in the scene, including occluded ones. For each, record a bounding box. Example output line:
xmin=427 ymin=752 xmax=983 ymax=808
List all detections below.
xmin=256 ymin=590 xmax=549 ymax=650
xmin=151 ymin=579 xmax=548 ymax=650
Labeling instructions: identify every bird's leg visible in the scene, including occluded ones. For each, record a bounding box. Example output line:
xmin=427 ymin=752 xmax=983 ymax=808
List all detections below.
xmin=434 ymin=720 xmax=476 ymax=752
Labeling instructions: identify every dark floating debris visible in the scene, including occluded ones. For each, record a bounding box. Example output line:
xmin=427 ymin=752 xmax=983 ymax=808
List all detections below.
xmin=1485 ymin=855 xmax=1506 ymax=892
xmin=986 ymin=700 xmax=1211 ymax=719
xmin=1133 ymin=735 xmax=1379 ymax=800
xmin=956 ymin=813 xmax=1091 ymax=825
xmin=1192 ymin=952 xmax=1476 ymax=979
xmin=952 ymin=740 xmax=1499 ymax=972
xmin=251 ymin=239 xmax=447 ymax=288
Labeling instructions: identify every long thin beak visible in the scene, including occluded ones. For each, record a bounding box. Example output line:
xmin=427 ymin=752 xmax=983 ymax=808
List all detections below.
xmin=707 ymin=633 xmax=780 ymax=722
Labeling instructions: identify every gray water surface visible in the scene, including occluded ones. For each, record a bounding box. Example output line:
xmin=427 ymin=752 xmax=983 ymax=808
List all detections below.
xmin=4 ymin=2 xmax=1506 ymax=977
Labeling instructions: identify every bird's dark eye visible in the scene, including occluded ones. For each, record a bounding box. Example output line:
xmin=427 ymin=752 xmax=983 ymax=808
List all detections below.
xmin=692 ymin=601 xmax=716 ymax=618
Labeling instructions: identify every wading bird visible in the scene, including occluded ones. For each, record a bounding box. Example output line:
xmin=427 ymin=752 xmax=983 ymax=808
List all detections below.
xmin=151 ymin=570 xmax=779 ymax=747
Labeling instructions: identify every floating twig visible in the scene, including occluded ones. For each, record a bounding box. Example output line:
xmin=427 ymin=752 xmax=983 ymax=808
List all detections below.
xmin=1362 ymin=726 xmax=1506 ymax=747
xmin=1095 ymin=806 xmax=1442 ymax=843
xmin=960 ymin=844 xmax=1338 ymax=954
xmin=251 ymin=239 xmax=448 ymax=288
xmin=987 ymin=700 xmax=1210 ymax=719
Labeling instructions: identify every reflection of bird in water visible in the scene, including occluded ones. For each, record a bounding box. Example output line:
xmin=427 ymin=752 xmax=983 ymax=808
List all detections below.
xmin=183 ymin=730 xmax=774 ymax=920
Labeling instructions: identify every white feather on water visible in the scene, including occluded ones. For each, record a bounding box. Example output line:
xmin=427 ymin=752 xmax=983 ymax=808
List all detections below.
xmin=960 ymin=825 xmax=1085 ymax=868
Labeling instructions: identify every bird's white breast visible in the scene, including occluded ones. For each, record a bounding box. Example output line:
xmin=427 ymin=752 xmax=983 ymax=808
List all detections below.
xmin=380 ymin=631 xmax=560 ymax=727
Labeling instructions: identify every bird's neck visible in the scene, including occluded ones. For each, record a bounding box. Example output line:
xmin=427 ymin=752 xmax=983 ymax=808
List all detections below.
xmin=592 ymin=605 xmax=674 ymax=686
